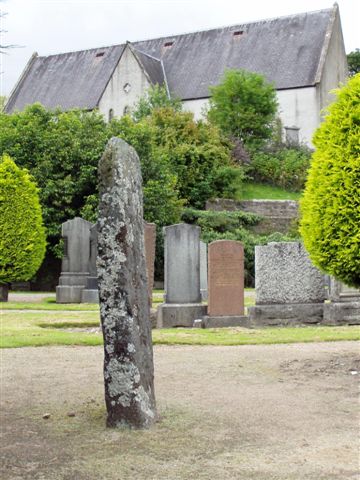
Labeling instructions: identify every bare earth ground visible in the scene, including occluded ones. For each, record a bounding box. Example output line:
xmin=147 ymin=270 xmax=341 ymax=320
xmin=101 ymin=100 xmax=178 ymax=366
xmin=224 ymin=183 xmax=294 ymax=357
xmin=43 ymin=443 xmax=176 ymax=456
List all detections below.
xmin=1 ymin=342 xmax=359 ymax=480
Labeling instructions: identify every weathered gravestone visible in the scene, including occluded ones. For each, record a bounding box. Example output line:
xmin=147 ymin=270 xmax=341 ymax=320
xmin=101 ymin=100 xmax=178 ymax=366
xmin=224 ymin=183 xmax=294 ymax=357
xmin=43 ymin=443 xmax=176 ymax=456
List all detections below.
xmin=81 ymin=224 xmax=99 ymax=303
xmin=157 ymin=223 xmax=206 ymax=327
xmin=144 ymin=222 xmax=156 ymax=307
xmin=200 ymin=241 xmax=208 ymax=301
xmin=97 ymin=137 xmax=157 ymax=429
xmin=323 ymin=277 xmax=360 ymax=324
xmin=203 ymin=240 xmax=249 ymax=328
xmin=56 ymin=217 xmax=93 ymax=303
xmin=249 ymin=242 xmax=326 ymax=325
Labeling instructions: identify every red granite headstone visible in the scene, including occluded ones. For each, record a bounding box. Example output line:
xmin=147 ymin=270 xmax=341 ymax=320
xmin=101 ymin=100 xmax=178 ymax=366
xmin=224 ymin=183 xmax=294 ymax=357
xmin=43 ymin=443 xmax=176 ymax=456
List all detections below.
xmin=144 ymin=222 xmax=156 ymax=306
xmin=208 ymin=240 xmax=244 ymax=316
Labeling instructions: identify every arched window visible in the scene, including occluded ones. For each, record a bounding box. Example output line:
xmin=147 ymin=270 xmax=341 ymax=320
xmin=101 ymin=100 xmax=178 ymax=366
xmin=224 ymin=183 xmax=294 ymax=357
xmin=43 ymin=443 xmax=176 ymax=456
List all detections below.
xmin=108 ymin=108 xmax=114 ymax=122
xmin=123 ymin=105 xmax=130 ymax=115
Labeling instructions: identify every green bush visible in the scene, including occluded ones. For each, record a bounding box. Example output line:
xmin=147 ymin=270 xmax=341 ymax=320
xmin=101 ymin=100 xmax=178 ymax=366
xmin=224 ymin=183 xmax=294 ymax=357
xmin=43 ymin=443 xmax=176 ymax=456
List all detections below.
xmin=0 ymin=155 xmax=46 ymax=286
xmin=248 ymin=146 xmax=311 ymax=191
xmin=300 ymin=74 xmax=360 ymax=287
xmin=208 ymin=69 xmax=278 ymax=150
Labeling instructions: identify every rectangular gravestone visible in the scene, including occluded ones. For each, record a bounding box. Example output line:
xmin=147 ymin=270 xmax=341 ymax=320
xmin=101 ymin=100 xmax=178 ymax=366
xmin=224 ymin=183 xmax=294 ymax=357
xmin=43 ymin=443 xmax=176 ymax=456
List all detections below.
xmin=202 ymin=240 xmax=249 ymax=328
xmin=249 ymin=242 xmax=326 ymax=326
xmin=144 ymin=222 xmax=156 ymax=307
xmin=157 ymin=223 xmax=206 ymax=327
xmin=81 ymin=223 xmax=99 ymax=303
xmin=56 ymin=217 xmax=93 ymax=303
xmin=200 ymin=241 xmax=208 ymax=301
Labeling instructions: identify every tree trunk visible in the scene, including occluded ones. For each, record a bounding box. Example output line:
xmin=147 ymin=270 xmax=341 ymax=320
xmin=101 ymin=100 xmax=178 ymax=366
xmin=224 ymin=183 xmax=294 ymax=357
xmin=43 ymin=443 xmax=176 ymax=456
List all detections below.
xmin=0 ymin=284 xmax=9 ymax=302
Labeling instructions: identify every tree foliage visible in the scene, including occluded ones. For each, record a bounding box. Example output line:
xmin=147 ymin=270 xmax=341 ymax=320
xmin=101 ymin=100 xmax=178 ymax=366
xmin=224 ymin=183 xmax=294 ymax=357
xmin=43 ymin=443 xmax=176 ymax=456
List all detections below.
xmin=347 ymin=49 xmax=360 ymax=77
xmin=0 ymin=155 xmax=46 ymax=285
xmin=300 ymin=74 xmax=360 ymax=287
xmin=131 ymin=84 xmax=182 ymax=122
xmin=207 ymin=69 xmax=278 ymax=150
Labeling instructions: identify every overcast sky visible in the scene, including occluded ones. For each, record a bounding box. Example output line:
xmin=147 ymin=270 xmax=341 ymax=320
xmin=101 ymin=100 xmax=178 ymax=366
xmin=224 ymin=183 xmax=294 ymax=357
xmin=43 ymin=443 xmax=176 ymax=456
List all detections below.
xmin=0 ymin=0 xmax=358 ymax=96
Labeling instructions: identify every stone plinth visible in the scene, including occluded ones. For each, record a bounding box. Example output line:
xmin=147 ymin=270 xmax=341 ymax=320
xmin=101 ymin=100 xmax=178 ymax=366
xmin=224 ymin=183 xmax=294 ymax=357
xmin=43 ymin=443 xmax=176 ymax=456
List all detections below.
xmin=157 ymin=303 xmax=207 ymax=328
xmin=208 ymin=240 xmax=244 ymax=317
xmin=97 ymin=137 xmax=156 ymax=429
xmin=56 ymin=217 xmax=93 ymax=303
xmin=323 ymin=302 xmax=360 ymax=325
xmin=201 ymin=315 xmax=250 ymax=329
xmin=144 ymin=222 xmax=156 ymax=307
xmin=250 ymin=242 xmax=326 ymax=325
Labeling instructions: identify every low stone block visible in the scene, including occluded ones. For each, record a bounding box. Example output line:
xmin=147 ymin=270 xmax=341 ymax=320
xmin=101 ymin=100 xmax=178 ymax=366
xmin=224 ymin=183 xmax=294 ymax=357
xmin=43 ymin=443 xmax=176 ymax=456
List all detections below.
xmin=201 ymin=315 xmax=250 ymax=329
xmin=249 ymin=303 xmax=324 ymax=326
xmin=56 ymin=285 xmax=84 ymax=303
xmin=323 ymin=302 xmax=360 ymax=325
xmin=157 ymin=303 xmax=207 ymax=328
xmin=81 ymin=289 xmax=99 ymax=304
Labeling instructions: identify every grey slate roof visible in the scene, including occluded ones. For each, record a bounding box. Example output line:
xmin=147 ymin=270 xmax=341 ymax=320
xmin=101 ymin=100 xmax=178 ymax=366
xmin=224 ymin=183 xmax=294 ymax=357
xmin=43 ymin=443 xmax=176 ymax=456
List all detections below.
xmin=5 ymin=7 xmax=335 ymax=113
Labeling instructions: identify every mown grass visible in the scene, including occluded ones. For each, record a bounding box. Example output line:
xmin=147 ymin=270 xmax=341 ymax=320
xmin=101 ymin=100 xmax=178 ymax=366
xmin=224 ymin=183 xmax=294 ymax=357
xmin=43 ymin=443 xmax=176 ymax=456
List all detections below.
xmin=1 ymin=310 xmax=359 ymax=349
xmin=236 ymin=182 xmax=302 ymax=201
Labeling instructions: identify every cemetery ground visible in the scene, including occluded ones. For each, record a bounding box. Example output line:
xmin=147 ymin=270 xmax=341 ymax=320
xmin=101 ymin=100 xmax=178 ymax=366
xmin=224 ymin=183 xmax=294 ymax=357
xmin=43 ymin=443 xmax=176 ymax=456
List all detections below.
xmin=1 ymin=293 xmax=360 ymax=479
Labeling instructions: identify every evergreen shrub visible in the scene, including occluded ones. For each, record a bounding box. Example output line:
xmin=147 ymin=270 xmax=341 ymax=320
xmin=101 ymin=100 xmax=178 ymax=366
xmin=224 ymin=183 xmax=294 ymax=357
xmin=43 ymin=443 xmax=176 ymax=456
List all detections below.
xmin=300 ymin=74 xmax=360 ymax=287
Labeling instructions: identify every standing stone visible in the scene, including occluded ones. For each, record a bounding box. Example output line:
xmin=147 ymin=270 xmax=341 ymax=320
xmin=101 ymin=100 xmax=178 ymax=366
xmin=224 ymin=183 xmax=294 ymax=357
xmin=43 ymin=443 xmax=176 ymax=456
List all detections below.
xmin=158 ymin=224 xmax=206 ymax=327
xmin=200 ymin=241 xmax=208 ymax=301
xmin=81 ymin=224 xmax=99 ymax=303
xmin=97 ymin=137 xmax=157 ymax=429
xmin=249 ymin=242 xmax=326 ymax=325
xmin=144 ymin=222 xmax=156 ymax=307
xmin=56 ymin=217 xmax=93 ymax=303
xmin=208 ymin=240 xmax=244 ymax=316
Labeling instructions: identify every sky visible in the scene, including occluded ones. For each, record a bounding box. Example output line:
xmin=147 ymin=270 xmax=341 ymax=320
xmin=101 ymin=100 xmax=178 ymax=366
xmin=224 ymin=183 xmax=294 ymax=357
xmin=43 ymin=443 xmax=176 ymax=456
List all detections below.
xmin=0 ymin=0 xmax=358 ymax=96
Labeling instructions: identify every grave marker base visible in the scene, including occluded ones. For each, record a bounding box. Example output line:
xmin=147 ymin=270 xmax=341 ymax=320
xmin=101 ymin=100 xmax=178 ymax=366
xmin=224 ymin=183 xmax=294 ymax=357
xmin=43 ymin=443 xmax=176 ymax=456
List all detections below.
xmin=157 ymin=303 xmax=207 ymax=328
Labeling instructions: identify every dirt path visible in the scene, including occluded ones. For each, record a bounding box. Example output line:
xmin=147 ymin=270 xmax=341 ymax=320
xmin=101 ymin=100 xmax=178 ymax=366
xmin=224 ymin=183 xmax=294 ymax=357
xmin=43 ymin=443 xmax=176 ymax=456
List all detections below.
xmin=1 ymin=342 xmax=359 ymax=479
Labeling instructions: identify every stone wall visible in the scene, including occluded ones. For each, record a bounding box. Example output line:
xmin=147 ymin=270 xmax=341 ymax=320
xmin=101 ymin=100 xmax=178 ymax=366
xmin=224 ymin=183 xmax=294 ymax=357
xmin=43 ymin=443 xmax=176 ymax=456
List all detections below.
xmin=206 ymin=199 xmax=299 ymax=234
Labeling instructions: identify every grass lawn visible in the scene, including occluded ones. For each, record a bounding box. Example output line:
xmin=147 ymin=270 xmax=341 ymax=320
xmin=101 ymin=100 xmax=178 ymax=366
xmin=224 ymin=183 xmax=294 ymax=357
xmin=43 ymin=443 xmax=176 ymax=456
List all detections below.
xmin=235 ymin=182 xmax=302 ymax=201
xmin=1 ymin=309 xmax=359 ymax=349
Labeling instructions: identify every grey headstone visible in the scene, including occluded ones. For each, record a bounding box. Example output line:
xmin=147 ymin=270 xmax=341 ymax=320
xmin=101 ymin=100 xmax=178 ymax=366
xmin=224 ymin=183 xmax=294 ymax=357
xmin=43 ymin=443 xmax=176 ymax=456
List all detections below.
xmin=255 ymin=242 xmax=325 ymax=305
xmin=164 ymin=223 xmax=201 ymax=304
xmin=56 ymin=217 xmax=93 ymax=303
xmin=200 ymin=241 xmax=208 ymax=301
xmin=81 ymin=224 xmax=99 ymax=303
xmin=97 ymin=137 xmax=157 ymax=429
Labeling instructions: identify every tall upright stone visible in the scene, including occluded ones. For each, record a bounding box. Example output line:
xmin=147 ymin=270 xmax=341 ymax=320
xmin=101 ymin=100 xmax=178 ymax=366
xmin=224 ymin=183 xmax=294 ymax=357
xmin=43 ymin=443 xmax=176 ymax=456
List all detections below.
xmin=144 ymin=222 xmax=156 ymax=307
xmin=97 ymin=138 xmax=157 ymax=429
xmin=200 ymin=241 xmax=208 ymax=301
xmin=157 ymin=224 xmax=206 ymax=327
xmin=56 ymin=217 xmax=93 ymax=303
xmin=81 ymin=224 xmax=99 ymax=303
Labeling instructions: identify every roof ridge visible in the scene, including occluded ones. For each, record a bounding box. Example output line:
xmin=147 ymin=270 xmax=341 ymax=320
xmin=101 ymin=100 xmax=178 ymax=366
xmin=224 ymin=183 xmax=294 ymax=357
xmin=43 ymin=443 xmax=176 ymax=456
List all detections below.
xmin=34 ymin=6 xmax=333 ymax=60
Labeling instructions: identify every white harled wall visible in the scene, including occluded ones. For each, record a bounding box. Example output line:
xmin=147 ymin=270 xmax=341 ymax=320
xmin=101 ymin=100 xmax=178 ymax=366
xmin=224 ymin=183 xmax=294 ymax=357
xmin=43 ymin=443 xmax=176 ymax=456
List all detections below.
xmin=98 ymin=46 xmax=150 ymax=120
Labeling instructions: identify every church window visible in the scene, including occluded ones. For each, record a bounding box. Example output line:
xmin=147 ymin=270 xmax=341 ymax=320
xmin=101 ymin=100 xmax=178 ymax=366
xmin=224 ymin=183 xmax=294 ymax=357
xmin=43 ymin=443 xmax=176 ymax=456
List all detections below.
xmin=123 ymin=83 xmax=131 ymax=94
xmin=108 ymin=108 xmax=114 ymax=122
xmin=123 ymin=106 xmax=130 ymax=115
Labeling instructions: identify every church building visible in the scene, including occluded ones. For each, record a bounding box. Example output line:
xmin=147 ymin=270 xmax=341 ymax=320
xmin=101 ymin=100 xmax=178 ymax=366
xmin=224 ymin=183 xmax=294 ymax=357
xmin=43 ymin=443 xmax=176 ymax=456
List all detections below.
xmin=5 ymin=4 xmax=347 ymax=145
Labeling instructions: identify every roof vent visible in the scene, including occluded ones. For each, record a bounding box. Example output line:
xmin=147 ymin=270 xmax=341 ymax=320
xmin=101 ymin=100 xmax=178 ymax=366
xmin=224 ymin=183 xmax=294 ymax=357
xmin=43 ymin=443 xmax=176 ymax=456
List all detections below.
xmin=164 ymin=41 xmax=174 ymax=48
xmin=96 ymin=52 xmax=105 ymax=57
xmin=233 ymin=30 xmax=244 ymax=37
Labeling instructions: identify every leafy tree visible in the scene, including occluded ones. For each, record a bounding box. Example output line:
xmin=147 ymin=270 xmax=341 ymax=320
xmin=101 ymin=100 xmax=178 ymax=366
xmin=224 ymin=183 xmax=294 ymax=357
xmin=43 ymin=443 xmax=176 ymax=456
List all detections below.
xmin=347 ymin=49 xmax=360 ymax=76
xmin=131 ymin=84 xmax=182 ymax=121
xmin=207 ymin=69 xmax=278 ymax=150
xmin=0 ymin=155 xmax=46 ymax=300
xmin=300 ymin=74 xmax=360 ymax=287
